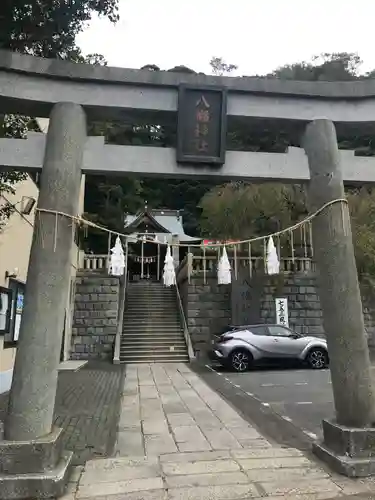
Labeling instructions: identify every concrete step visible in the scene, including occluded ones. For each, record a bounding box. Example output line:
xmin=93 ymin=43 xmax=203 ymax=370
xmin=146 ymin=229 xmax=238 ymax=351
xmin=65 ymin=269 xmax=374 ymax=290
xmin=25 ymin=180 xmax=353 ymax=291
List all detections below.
xmin=120 ymin=359 xmax=189 ymax=365
xmin=123 ymin=317 xmax=180 ymax=322
xmin=126 ymin=301 xmax=177 ymax=304
xmin=119 ymin=355 xmax=189 ymax=363
xmin=123 ymin=318 xmax=181 ymax=323
xmin=126 ymin=299 xmax=176 ymax=304
xmin=121 ymin=333 xmax=185 ymax=338
xmin=127 ymin=292 xmax=174 ymax=295
xmin=121 ymin=338 xmax=185 ymax=344
xmin=121 ymin=328 xmax=184 ymax=338
xmin=122 ymin=334 xmax=183 ymax=339
xmin=120 ymin=339 xmax=186 ymax=345
xmin=122 ymin=321 xmax=181 ymax=325
xmin=122 ymin=328 xmax=184 ymax=338
xmin=122 ymin=323 xmax=182 ymax=334
xmin=125 ymin=307 xmax=177 ymax=311
xmin=125 ymin=308 xmax=178 ymax=313
xmin=122 ymin=332 xmax=183 ymax=336
xmin=122 ymin=328 xmax=183 ymax=338
xmin=125 ymin=309 xmax=179 ymax=313
xmin=126 ymin=302 xmax=176 ymax=307
xmin=128 ymin=284 xmax=171 ymax=288
xmin=127 ymin=293 xmax=174 ymax=296
xmin=120 ymin=347 xmax=187 ymax=354
xmin=127 ymin=292 xmax=175 ymax=295
xmin=121 ymin=342 xmax=185 ymax=347
xmin=126 ymin=307 xmax=176 ymax=311
xmin=121 ymin=332 xmax=184 ymax=337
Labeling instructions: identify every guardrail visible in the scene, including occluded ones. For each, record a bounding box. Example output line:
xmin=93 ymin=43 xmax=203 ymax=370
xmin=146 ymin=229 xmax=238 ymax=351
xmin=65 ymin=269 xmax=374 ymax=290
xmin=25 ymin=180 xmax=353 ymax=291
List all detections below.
xmin=174 ymin=284 xmax=195 ymax=360
xmin=113 ymin=273 xmax=127 ymax=365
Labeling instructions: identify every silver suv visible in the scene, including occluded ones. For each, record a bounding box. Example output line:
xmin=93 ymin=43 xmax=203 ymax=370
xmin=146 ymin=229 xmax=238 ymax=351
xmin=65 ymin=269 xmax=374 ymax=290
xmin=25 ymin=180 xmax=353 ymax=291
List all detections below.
xmin=211 ymin=324 xmax=328 ymax=372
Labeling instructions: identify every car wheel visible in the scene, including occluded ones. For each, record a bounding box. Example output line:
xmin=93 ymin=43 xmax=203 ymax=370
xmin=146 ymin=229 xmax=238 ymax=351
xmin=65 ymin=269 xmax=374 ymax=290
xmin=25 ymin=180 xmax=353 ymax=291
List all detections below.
xmin=230 ymin=349 xmax=252 ymax=372
xmin=307 ymin=348 xmax=328 ymax=369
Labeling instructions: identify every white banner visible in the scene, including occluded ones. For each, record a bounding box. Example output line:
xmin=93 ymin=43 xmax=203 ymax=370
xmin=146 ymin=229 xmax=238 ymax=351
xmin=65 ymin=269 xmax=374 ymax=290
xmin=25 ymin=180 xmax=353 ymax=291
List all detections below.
xmin=275 ymin=298 xmax=289 ymax=328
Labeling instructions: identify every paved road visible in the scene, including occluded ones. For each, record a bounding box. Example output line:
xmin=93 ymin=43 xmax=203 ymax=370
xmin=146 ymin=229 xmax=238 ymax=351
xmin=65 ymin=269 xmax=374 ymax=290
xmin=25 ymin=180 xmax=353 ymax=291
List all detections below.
xmin=208 ymin=365 xmax=335 ymax=440
xmin=192 ymin=361 xmax=340 ymax=452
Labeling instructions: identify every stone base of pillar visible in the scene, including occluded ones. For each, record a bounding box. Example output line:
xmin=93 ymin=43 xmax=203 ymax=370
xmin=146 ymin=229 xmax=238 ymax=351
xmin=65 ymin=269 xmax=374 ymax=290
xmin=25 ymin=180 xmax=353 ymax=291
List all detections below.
xmin=313 ymin=419 xmax=375 ymax=477
xmin=0 ymin=427 xmax=72 ymax=499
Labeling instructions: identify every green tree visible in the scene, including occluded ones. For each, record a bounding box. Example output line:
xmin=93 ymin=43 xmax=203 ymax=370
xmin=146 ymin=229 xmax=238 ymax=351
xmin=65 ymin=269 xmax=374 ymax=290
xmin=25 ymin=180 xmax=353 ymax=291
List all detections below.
xmin=0 ymin=0 xmax=119 ymax=59
xmin=347 ymin=189 xmax=375 ymax=275
xmin=199 ymin=183 xmax=307 ymax=253
xmin=0 ymin=115 xmax=41 ymax=227
xmin=199 ymin=52 xmax=375 ymax=274
xmin=269 ymin=53 xmax=362 ymax=81
xmin=0 ymin=1 xmax=118 ymax=225
xmin=210 ymin=57 xmax=238 ymax=76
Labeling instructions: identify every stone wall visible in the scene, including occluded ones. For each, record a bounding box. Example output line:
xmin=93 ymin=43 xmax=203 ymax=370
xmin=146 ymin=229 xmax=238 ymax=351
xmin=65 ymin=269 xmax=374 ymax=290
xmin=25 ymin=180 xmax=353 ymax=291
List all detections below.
xmin=179 ymin=276 xmax=231 ymax=358
xmin=257 ymin=274 xmax=324 ymax=336
xmin=70 ymin=273 xmax=120 ymax=361
xmin=180 ymin=272 xmax=375 ymax=354
xmin=258 ymin=274 xmax=375 ymax=346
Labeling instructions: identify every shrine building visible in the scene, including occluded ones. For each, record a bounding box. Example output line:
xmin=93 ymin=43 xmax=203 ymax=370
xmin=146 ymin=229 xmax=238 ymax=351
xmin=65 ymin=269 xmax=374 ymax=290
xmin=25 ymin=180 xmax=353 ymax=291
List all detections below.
xmin=124 ymin=208 xmax=201 ymax=281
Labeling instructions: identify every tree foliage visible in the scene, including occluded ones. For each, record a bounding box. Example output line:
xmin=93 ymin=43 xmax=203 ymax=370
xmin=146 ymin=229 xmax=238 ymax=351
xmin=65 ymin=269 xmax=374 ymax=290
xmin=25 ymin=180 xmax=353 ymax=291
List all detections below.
xmin=83 ymin=56 xmax=240 ymax=251
xmin=0 ymin=0 xmax=119 ymax=59
xmin=0 ymin=115 xmax=40 ymax=226
xmin=199 ymin=52 xmax=375 ymax=275
xmin=199 ymin=183 xmax=307 ymax=254
xmin=0 ymin=1 xmax=118 ymax=226
xmin=269 ymin=53 xmax=362 ymax=81
xmin=210 ymin=57 xmax=238 ymax=76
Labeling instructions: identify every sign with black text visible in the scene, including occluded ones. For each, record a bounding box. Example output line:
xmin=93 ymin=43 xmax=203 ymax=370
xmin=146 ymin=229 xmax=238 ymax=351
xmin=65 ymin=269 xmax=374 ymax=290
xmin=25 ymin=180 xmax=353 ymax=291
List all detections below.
xmin=275 ymin=298 xmax=289 ymax=328
xmin=177 ymin=85 xmax=227 ymax=165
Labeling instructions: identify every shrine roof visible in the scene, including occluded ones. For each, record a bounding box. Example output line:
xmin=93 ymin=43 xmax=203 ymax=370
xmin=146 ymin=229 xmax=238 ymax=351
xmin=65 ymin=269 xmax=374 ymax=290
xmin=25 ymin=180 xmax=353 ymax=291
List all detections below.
xmin=124 ymin=209 xmax=201 ymax=243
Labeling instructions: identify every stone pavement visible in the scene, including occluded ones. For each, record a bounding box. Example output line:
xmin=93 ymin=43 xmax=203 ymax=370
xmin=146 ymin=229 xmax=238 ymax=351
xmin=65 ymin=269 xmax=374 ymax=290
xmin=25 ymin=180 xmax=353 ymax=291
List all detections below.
xmin=0 ymin=362 xmax=124 ymax=465
xmin=64 ymin=363 xmax=375 ymax=500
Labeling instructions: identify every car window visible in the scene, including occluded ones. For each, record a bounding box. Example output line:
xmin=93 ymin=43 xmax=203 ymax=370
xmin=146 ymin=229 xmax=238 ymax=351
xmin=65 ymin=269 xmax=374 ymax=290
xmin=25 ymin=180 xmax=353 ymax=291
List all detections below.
xmin=267 ymin=326 xmax=292 ymax=337
xmin=249 ymin=326 xmax=269 ymax=336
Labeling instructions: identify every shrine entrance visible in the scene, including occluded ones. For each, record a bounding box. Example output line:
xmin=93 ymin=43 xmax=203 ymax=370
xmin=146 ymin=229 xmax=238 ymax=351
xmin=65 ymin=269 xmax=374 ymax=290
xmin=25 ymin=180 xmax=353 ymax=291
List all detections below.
xmin=128 ymin=239 xmax=166 ymax=282
xmin=3 ymin=51 xmax=375 ymax=485
xmin=124 ymin=208 xmax=202 ymax=282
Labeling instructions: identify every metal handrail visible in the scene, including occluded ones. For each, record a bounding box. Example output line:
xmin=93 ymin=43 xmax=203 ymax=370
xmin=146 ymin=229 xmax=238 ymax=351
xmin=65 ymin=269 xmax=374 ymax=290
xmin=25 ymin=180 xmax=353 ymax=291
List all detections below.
xmin=174 ymin=283 xmax=195 ymax=360
xmin=113 ymin=274 xmax=126 ymax=364
xmin=113 ymin=240 xmax=128 ymax=364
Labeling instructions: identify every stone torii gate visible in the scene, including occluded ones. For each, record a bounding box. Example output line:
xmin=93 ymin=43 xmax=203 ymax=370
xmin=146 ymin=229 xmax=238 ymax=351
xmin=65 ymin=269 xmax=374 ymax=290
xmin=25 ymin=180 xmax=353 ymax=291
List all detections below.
xmin=1 ymin=50 xmax=375 ymax=497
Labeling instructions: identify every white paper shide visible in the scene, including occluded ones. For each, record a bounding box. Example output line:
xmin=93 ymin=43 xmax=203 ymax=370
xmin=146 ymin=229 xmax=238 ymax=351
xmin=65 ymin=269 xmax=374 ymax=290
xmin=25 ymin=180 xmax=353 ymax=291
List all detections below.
xmin=163 ymin=245 xmax=176 ymax=287
xmin=266 ymin=236 xmax=280 ymax=275
xmin=109 ymin=236 xmax=125 ymax=276
xmin=218 ymin=246 xmax=232 ymax=285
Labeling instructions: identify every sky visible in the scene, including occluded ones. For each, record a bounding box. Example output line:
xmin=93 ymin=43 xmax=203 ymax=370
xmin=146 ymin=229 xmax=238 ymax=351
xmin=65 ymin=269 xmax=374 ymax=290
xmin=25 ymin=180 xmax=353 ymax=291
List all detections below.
xmin=77 ymin=0 xmax=375 ymax=76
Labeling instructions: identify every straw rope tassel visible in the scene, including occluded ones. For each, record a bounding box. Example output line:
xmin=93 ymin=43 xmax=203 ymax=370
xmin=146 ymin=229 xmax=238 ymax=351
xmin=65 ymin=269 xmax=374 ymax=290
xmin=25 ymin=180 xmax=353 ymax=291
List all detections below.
xmin=290 ymin=230 xmax=295 ymax=263
xmin=248 ymin=241 xmax=252 ymax=278
xmin=234 ymin=244 xmax=238 ymax=280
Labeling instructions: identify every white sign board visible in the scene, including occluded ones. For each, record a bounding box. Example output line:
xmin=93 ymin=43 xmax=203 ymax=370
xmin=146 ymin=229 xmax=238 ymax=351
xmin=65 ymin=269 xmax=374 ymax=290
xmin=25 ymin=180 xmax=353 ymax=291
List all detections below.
xmin=275 ymin=298 xmax=289 ymax=328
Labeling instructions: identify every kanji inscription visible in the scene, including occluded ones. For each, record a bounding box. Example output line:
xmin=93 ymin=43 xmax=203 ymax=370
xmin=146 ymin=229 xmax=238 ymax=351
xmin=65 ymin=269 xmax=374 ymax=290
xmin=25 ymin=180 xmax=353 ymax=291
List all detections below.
xmin=177 ymin=85 xmax=227 ymax=165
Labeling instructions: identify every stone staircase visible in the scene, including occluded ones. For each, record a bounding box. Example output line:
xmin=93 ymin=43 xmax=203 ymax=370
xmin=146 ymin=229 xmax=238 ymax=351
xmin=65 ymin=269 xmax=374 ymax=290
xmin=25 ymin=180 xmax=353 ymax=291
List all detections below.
xmin=120 ymin=281 xmax=189 ymax=364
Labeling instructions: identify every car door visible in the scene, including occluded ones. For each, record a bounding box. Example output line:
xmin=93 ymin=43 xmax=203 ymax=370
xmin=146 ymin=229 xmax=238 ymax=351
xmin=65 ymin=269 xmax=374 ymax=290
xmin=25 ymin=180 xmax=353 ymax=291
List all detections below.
xmin=246 ymin=326 xmax=280 ymax=358
xmin=266 ymin=325 xmax=303 ymax=357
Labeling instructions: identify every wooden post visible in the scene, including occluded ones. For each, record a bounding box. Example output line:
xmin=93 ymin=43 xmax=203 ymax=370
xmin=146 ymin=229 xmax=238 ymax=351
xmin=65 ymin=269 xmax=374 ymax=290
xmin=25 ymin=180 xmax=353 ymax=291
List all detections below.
xmin=141 ymin=236 xmax=144 ymax=279
xmin=157 ymin=242 xmax=160 ymax=281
